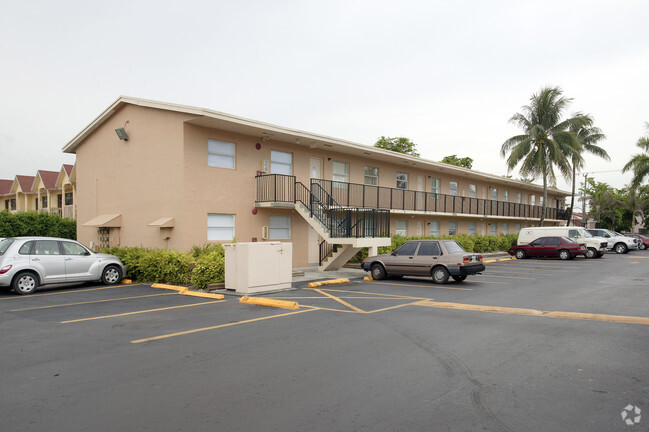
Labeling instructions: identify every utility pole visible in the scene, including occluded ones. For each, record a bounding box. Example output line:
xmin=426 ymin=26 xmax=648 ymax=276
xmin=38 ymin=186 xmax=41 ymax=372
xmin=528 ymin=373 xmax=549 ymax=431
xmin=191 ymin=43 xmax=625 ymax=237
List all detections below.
xmin=581 ymin=173 xmax=588 ymax=228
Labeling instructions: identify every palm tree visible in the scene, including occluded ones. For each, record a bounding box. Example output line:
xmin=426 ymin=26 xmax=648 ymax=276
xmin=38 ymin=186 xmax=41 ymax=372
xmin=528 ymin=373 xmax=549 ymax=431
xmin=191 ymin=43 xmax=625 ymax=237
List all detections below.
xmin=623 ymin=122 xmax=649 ymax=188
xmin=626 ymin=185 xmax=649 ymax=232
xmin=501 ymin=87 xmax=583 ymax=226
xmin=565 ymin=114 xmax=609 ymax=225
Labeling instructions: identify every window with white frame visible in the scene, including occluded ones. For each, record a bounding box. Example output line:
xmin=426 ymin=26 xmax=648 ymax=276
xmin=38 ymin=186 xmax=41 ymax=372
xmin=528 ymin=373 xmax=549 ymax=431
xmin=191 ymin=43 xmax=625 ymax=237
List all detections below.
xmin=468 ymin=221 xmax=476 ymax=235
xmin=449 ymin=181 xmax=458 ymax=196
xmin=503 ymin=190 xmax=509 ymax=202
xmin=396 ymin=172 xmax=408 ymax=190
xmin=364 ymin=166 xmax=378 ymax=185
xmin=469 ymin=184 xmax=476 ymax=198
xmin=207 ymin=214 xmax=235 ymax=241
xmin=530 ymin=195 xmax=536 ymax=206
xmin=431 ymin=178 xmax=440 ymax=197
xmin=540 ymin=196 xmax=545 ymax=207
xmin=448 ymin=221 xmax=457 ymax=236
xmin=395 ymin=220 xmax=407 ymax=236
xmin=208 ymin=139 xmax=235 ymax=169
xmin=269 ymin=216 xmax=291 ymax=239
xmin=515 ymin=223 xmax=521 ymax=233
xmin=516 ymin=192 xmax=521 ymax=204
xmin=332 ymin=160 xmax=349 ymax=184
xmin=271 ymin=150 xmax=292 ymax=175
xmin=502 ymin=223 xmax=508 ymax=234
xmin=491 ymin=188 xmax=497 ymax=201
xmin=429 ymin=221 xmax=439 ymax=236
xmin=490 ymin=223 xmax=497 ymax=235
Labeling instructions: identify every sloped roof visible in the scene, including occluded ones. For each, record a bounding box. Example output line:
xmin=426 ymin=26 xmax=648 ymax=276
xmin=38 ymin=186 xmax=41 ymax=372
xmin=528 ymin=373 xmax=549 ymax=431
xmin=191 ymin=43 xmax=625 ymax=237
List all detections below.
xmin=0 ymin=179 xmax=13 ymax=196
xmin=34 ymin=170 xmax=60 ymax=191
xmin=13 ymin=175 xmax=35 ymax=194
xmin=63 ymin=96 xmax=570 ymax=196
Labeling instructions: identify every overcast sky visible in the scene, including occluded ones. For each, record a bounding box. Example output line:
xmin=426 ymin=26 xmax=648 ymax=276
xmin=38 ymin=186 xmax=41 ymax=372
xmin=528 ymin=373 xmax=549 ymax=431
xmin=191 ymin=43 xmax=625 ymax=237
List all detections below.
xmin=1 ymin=0 xmax=647 ymax=209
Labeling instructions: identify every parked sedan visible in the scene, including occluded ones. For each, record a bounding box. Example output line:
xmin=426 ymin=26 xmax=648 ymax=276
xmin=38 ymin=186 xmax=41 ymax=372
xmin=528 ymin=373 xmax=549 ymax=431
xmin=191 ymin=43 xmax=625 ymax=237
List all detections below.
xmin=508 ymin=236 xmax=587 ymax=260
xmin=625 ymin=233 xmax=649 ymax=250
xmin=361 ymin=239 xmax=484 ymax=284
xmin=0 ymin=237 xmax=126 ymax=295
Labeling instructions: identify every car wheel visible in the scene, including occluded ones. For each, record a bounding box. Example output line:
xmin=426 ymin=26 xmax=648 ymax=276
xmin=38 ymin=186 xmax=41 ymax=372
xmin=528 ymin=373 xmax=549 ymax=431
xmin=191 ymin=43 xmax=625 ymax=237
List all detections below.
xmin=12 ymin=271 xmax=39 ymax=295
xmin=558 ymin=249 xmax=571 ymax=260
xmin=451 ymin=275 xmax=467 ymax=282
xmin=585 ymin=248 xmax=597 ymax=259
xmin=370 ymin=263 xmax=386 ymax=280
xmin=432 ymin=266 xmax=450 ymax=284
xmin=614 ymin=243 xmax=628 ymax=254
xmin=101 ymin=265 xmax=123 ymax=285
xmin=640 ymin=243 xmax=647 ymax=250
xmin=514 ymin=249 xmax=526 ymax=259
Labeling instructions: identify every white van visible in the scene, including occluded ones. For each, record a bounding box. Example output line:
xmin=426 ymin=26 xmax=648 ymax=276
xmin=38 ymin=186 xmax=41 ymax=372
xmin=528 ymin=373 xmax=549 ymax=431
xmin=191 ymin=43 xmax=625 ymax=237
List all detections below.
xmin=517 ymin=226 xmax=608 ymax=259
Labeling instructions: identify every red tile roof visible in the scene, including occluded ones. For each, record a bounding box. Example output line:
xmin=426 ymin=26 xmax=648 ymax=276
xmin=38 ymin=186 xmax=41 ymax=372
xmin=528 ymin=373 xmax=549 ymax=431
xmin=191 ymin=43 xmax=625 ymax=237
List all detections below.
xmin=63 ymin=164 xmax=73 ymax=177
xmin=15 ymin=175 xmax=35 ymax=193
xmin=37 ymin=170 xmax=60 ymax=190
xmin=0 ymin=179 xmax=13 ymax=195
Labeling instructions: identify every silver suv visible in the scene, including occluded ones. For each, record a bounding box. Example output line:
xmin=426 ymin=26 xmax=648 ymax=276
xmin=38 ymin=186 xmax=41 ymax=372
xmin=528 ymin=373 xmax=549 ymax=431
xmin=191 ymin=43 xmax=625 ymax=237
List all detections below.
xmin=586 ymin=229 xmax=639 ymax=254
xmin=0 ymin=237 xmax=126 ymax=295
xmin=361 ymin=239 xmax=485 ymax=284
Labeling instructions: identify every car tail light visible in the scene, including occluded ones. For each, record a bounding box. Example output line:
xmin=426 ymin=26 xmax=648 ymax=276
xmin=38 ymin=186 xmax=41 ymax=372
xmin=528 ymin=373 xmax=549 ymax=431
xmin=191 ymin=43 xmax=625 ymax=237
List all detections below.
xmin=0 ymin=265 xmax=12 ymax=274
xmin=463 ymin=256 xmax=470 ymax=263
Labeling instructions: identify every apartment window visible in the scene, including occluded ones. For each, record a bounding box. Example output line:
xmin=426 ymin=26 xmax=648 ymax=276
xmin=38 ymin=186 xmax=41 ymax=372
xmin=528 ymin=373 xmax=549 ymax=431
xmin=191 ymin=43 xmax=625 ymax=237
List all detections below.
xmin=10 ymin=199 xmax=16 ymax=210
xmin=530 ymin=195 xmax=536 ymax=206
xmin=208 ymin=139 xmax=235 ymax=169
xmin=364 ymin=166 xmax=378 ymax=185
xmin=502 ymin=223 xmax=508 ymax=234
xmin=540 ymin=196 xmax=545 ymax=207
xmin=491 ymin=188 xmax=497 ymax=201
xmin=57 ymin=194 xmax=62 ymax=208
xmin=207 ymin=214 xmax=235 ymax=241
xmin=469 ymin=184 xmax=476 ymax=198
xmin=4 ymin=200 xmax=7 ymax=210
xmin=490 ymin=223 xmax=497 ymax=235
xmin=396 ymin=172 xmax=408 ymax=190
xmin=431 ymin=178 xmax=440 ymax=197
xmin=448 ymin=221 xmax=457 ymax=236
xmin=65 ymin=192 xmax=73 ymax=206
xmin=468 ymin=222 xmax=476 ymax=235
xmin=449 ymin=181 xmax=458 ymax=196
xmin=503 ymin=190 xmax=509 ymax=202
xmin=395 ymin=220 xmax=407 ymax=236
xmin=41 ymin=196 xmax=48 ymax=209
xmin=429 ymin=221 xmax=439 ymax=236
xmin=271 ymin=150 xmax=292 ymax=175
xmin=516 ymin=192 xmax=521 ymax=204
xmin=332 ymin=161 xmax=349 ymax=183
xmin=515 ymin=224 xmax=521 ymax=234
xmin=269 ymin=216 xmax=291 ymax=239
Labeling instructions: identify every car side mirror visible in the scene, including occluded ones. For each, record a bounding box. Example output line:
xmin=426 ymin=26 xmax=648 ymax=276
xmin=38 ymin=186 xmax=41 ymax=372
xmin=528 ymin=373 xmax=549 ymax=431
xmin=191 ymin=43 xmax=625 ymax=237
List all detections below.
xmin=391 ymin=252 xmax=397 ymax=256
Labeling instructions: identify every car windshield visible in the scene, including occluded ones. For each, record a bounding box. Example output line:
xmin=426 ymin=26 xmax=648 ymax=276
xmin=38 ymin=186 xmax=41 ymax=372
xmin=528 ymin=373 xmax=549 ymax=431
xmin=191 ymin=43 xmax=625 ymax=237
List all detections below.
xmin=561 ymin=236 xmax=576 ymax=244
xmin=0 ymin=238 xmax=14 ymax=255
xmin=442 ymin=240 xmax=466 ymax=254
xmin=582 ymin=230 xmax=593 ymax=238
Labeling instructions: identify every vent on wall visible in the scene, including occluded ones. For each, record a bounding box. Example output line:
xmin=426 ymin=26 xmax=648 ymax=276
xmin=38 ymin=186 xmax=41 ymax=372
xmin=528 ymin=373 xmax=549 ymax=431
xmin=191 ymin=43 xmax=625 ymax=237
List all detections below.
xmin=261 ymin=226 xmax=269 ymax=240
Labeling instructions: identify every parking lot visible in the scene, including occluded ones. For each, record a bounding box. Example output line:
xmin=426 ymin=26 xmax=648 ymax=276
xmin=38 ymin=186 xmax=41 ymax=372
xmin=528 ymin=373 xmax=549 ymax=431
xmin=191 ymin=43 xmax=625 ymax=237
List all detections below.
xmin=2 ymin=252 xmax=649 ymax=431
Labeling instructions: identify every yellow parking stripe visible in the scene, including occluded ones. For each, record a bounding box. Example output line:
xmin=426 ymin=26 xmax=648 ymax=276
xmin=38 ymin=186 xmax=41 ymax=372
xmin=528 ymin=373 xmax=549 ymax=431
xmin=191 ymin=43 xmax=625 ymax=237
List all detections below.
xmin=475 ymin=274 xmax=536 ymax=280
xmin=61 ymin=300 xmax=225 ymax=323
xmin=414 ymin=300 xmax=649 ymax=325
xmin=131 ymin=307 xmax=319 ymax=343
xmin=312 ymin=288 xmax=366 ymax=313
xmin=10 ymin=293 xmax=176 ymax=312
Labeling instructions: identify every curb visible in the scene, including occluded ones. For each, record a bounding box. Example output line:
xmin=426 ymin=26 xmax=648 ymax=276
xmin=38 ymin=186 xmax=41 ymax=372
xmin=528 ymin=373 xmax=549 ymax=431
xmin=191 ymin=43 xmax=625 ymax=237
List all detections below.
xmin=151 ymin=283 xmax=225 ymax=299
xmin=121 ymin=279 xmax=133 ymax=284
xmin=240 ymin=296 xmax=299 ymax=309
xmin=307 ymin=278 xmax=350 ymax=288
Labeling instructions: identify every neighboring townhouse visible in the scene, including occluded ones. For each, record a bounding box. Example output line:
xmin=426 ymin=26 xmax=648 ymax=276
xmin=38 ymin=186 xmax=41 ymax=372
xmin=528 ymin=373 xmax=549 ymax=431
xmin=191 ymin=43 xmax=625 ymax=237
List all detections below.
xmin=63 ymin=96 xmax=570 ymax=269
xmin=1 ymin=165 xmax=77 ymax=217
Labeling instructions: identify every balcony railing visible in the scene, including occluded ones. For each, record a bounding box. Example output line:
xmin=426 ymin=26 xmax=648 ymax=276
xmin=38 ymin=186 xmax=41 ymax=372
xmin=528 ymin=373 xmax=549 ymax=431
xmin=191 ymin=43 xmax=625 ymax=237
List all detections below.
xmin=257 ymin=174 xmax=567 ymax=220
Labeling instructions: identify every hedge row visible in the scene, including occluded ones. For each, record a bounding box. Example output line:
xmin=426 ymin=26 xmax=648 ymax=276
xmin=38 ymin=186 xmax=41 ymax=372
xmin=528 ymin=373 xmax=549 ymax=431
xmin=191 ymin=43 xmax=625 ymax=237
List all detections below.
xmin=350 ymin=233 xmax=519 ymax=263
xmin=0 ymin=211 xmax=76 ymax=239
xmin=101 ymin=244 xmax=225 ymax=289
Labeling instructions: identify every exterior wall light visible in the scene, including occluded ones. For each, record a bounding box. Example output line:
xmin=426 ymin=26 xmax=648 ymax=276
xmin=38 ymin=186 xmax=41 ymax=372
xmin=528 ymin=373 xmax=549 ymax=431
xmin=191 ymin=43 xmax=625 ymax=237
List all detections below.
xmin=115 ymin=128 xmax=129 ymax=141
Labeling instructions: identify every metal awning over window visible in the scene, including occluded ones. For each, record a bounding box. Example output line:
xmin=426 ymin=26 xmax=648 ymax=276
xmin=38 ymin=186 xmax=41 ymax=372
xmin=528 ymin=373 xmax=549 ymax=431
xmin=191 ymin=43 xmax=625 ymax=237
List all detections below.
xmin=83 ymin=214 xmax=121 ymax=227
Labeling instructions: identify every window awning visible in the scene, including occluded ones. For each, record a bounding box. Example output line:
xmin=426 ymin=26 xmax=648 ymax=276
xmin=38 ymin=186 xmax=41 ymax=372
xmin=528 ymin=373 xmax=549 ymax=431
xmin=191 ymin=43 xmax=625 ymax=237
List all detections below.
xmin=148 ymin=217 xmax=175 ymax=228
xmin=83 ymin=214 xmax=122 ymax=227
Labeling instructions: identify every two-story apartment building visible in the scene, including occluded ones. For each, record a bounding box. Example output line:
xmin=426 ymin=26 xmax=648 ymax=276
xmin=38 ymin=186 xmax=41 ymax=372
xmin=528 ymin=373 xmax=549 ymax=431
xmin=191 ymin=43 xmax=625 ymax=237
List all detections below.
xmin=63 ymin=96 xmax=569 ymax=269
xmin=2 ymin=164 xmax=76 ymax=217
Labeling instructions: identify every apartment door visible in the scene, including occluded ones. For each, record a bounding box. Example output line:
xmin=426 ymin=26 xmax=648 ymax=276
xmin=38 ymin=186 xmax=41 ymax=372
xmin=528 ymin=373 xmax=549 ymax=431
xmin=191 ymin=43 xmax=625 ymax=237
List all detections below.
xmin=310 ymin=157 xmax=322 ymax=179
xmin=417 ymin=175 xmax=424 ymax=210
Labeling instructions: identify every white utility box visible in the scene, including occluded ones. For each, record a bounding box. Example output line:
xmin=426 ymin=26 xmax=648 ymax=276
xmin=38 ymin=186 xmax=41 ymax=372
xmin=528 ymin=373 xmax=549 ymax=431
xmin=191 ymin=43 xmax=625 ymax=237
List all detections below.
xmin=223 ymin=242 xmax=292 ymax=294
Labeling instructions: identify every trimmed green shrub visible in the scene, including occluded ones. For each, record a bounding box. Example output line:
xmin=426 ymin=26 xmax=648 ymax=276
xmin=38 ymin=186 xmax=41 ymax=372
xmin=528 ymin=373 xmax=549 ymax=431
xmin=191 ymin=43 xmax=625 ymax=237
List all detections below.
xmin=190 ymin=251 xmax=225 ymax=289
xmin=0 ymin=211 xmax=76 ymax=239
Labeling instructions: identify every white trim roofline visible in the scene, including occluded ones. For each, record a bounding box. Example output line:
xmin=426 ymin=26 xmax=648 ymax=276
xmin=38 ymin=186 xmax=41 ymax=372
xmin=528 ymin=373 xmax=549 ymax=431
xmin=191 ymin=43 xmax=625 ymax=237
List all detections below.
xmin=62 ymin=96 xmax=569 ymax=196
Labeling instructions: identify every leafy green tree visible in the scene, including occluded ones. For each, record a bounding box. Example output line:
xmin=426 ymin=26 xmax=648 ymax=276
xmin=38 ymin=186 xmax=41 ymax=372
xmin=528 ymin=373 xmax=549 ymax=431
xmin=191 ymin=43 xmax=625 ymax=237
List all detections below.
xmin=584 ymin=179 xmax=627 ymax=231
xmin=374 ymin=136 xmax=420 ymax=157
xmin=501 ymin=86 xmax=583 ymax=226
xmin=625 ymin=185 xmax=649 ymax=232
xmin=441 ymin=155 xmax=473 ymax=169
xmin=623 ymin=122 xmax=649 ymax=188
xmin=565 ymin=113 xmax=609 ymax=225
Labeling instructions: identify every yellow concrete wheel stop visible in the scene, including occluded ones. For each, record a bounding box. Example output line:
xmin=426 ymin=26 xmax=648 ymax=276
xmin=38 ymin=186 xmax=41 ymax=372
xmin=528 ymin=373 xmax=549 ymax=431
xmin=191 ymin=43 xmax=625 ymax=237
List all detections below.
xmin=240 ymin=296 xmax=299 ymax=309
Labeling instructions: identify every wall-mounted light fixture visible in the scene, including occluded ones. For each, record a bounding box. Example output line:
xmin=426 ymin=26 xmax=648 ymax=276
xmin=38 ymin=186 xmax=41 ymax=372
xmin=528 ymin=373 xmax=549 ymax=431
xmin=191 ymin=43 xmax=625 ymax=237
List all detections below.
xmin=115 ymin=120 xmax=130 ymax=141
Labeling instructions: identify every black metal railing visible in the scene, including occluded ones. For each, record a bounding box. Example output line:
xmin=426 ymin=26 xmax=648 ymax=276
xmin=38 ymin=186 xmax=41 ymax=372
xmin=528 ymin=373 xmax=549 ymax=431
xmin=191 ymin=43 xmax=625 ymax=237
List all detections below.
xmin=312 ymin=178 xmax=567 ymax=220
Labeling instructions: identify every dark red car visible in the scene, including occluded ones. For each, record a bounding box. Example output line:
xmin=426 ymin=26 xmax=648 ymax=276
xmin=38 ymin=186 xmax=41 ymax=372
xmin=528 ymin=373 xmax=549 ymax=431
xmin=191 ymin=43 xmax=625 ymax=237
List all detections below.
xmin=508 ymin=236 xmax=588 ymax=260
xmin=625 ymin=234 xmax=649 ymax=250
